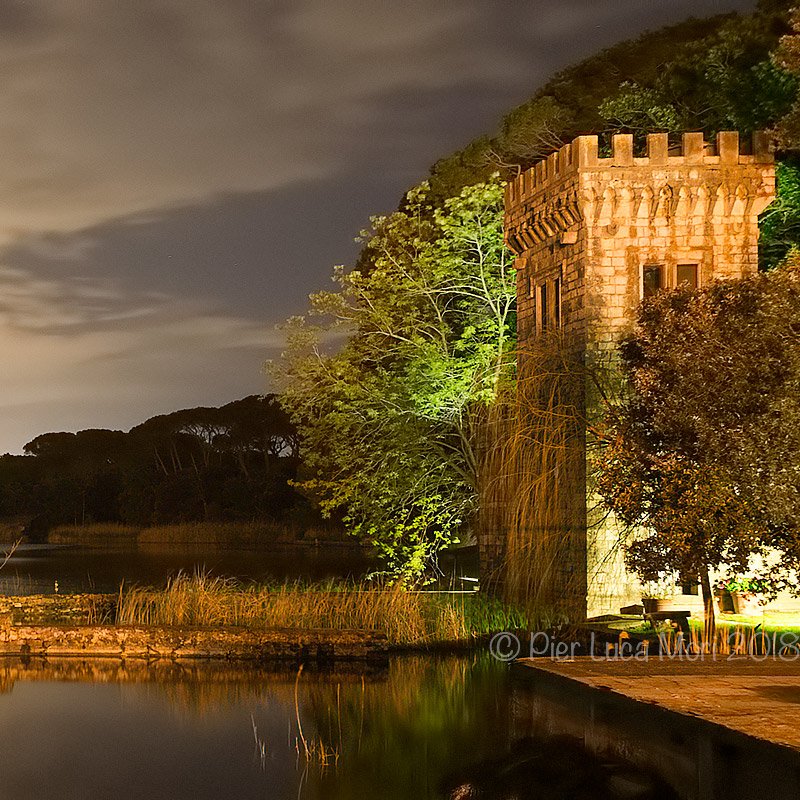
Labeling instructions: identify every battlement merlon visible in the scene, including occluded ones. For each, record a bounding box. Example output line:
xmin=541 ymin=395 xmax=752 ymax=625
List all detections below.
xmin=505 ymin=131 xmax=774 ymax=211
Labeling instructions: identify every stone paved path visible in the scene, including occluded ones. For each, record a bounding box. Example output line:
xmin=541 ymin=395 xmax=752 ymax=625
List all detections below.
xmin=516 ymin=656 xmax=800 ymax=751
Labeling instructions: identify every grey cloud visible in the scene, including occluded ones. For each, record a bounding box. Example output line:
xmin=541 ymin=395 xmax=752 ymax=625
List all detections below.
xmin=0 ymin=171 xmax=395 ymax=322
xmin=0 ymin=0 xmax=755 ymax=237
xmin=0 ymin=0 xmax=517 ymax=235
xmin=0 ymin=275 xmax=276 ymax=452
xmin=0 ymin=265 xmax=160 ymax=335
xmin=0 ymin=0 xmax=760 ymax=451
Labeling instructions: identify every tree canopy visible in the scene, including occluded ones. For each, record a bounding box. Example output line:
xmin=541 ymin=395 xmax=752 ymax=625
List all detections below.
xmin=274 ymin=0 xmax=800 ymax=585
xmin=598 ymin=10 xmax=797 ymax=140
xmin=0 ymin=395 xmax=308 ymax=535
xmin=597 ymin=260 xmax=800 ymax=597
xmin=427 ymin=1 xmax=795 ymax=203
xmin=273 ymin=178 xmax=515 ymax=578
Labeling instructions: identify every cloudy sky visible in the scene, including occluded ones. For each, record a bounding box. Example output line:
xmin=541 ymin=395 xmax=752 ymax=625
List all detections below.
xmin=0 ymin=0 xmax=757 ymax=453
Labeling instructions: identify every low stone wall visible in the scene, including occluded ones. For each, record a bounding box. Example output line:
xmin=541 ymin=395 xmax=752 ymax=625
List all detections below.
xmin=0 ymin=595 xmax=390 ymax=663
xmin=0 ymin=624 xmax=388 ymax=664
xmin=0 ymin=594 xmax=117 ymax=625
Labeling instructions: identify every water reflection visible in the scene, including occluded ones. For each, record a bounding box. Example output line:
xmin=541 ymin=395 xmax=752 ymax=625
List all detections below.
xmin=441 ymin=734 xmax=679 ymax=799
xmin=0 ymin=655 xmax=795 ymax=798
xmin=0 ymin=655 xmax=506 ymax=800
xmin=0 ymin=543 xmax=375 ymax=594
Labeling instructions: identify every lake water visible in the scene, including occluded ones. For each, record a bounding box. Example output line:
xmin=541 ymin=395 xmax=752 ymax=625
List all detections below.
xmin=0 ymin=655 xmax=505 ymax=800
xmin=0 ymin=543 xmax=479 ymax=594
xmin=0 ymin=653 xmax=797 ymax=799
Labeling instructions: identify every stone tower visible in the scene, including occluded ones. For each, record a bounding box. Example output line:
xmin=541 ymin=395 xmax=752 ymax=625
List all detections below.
xmin=502 ymin=131 xmax=775 ymax=618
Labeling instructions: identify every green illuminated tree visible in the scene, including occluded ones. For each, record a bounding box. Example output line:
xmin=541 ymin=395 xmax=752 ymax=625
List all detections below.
xmin=273 ymin=178 xmax=515 ymax=579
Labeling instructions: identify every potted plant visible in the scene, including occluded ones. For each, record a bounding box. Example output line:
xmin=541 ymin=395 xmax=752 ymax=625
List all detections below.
xmin=641 ymin=578 xmax=679 ymax=613
xmin=724 ymin=578 xmax=765 ymax=615
xmin=712 ymin=581 xmax=732 ymax=613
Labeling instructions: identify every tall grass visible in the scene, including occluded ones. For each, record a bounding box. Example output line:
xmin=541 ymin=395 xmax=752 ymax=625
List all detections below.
xmin=643 ymin=621 xmax=800 ymax=658
xmin=478 ymin=333 xmax=635 ymax=625
xmin=116 ymin=572 xmax=527 ymax=646
xmin=49 ymin=524 xmax=141 ymax=545
xmin=48 ymin=521 xmax=349 ymax=548
xmin=478 ymin=334 xmax=591 ymax=624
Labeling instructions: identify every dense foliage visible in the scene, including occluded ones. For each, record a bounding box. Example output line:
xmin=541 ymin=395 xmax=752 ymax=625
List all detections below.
xmin=279 ymin=0 xmax=800 ymax=580
xmin=598 ymin=260 xmax=800 ymax=596
xmin=274 ymin=179 xmax=515 ymax=578
xmin=0 ymin=396 xmax=308 ymax=537
xmin=427 ymin=1 xmax=800 ymax=269
xmin=427 ymin=1 xmax=795 ymax=202
xmin=598 ymin=12 xmax=797 ymax=140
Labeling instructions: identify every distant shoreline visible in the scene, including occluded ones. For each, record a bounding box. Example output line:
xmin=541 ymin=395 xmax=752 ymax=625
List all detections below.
xmin=43 ymin=521 xmax=364 ymax=550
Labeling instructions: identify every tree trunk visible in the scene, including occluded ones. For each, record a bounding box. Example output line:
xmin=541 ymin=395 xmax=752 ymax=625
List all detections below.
xmin=700 ymin=568 xmax=716 ymax=651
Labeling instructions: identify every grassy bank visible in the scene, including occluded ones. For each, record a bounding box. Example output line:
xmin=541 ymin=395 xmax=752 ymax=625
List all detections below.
xmin=604 ymin=613 xmax=800 ymax=657
xmin=48 ymin=522 xmax=353 ymax=548
xmin=116 ymin=573 xmax=527 ymax=646
xmin=0 ymin=518 xmax=26 ymax=544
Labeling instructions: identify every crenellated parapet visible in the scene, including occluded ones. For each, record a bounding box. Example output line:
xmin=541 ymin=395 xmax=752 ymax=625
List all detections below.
xmin=505 ymin=131 xmax=774 ymax=255
xmin=506 ymin=131 xmax=775 ymax=349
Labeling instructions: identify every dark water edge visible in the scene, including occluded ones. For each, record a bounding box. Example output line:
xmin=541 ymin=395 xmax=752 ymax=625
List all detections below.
xmin=0 ymin=542 xmax=479 ymax=594
xmin=0 ymin=653 xmax=796 ymax=799
xmin=509 ymin=664 xmax=800 ymax=800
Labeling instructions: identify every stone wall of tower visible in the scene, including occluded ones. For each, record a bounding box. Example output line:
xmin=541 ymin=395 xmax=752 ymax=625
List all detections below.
xmin=503 ymin=131 xmax=775 ymax=619
xmin=507 ymin=131 xmax=775 ymax=349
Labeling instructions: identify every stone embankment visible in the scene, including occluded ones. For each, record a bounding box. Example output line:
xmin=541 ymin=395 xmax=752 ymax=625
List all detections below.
xmin=0 ymin=624 xmax=388 ymax=664
xmin=515 ymin=656 xmax=800 ymax=753
xmin=0 ymin=594 xmax=116 ymax=625
xmin=0 ymin=595 xmax=388 ymax=664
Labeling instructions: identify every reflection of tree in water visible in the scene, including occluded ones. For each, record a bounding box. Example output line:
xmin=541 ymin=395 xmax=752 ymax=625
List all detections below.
xmin=0 ymin=654 xmax=512 ymax=798
xmin=298 ymin=655 xmax=511 ymax=800
xmin=0 ymin=659 xmax=249 ymax=708
xmin=294 ymin=657 xmax=679 ymax=800
xmin=0 ymin=654 xmax=682 ymax=798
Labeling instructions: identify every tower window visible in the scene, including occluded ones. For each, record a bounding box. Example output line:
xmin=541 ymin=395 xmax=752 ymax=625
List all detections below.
xmin=554 ymin=276 xmax=561 ymax=327
xmin=676 ymin=263 xmax=699 ymax=289
xmin=540 ymin=282 xmax=548 ymax=332
xmin=642 ymin=265 xmax=663 ymax=298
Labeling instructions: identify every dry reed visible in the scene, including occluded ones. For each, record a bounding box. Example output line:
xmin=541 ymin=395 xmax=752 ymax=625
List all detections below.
xmin=478 ymin=332 xmax=598 ymax=624
xmin=294 ymin=665 xmax=340 ymax=767
xmin=115 ymin=572 xmax=525 ymax=645
xmin=48 ymin=523 xmax=141 ymax=545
